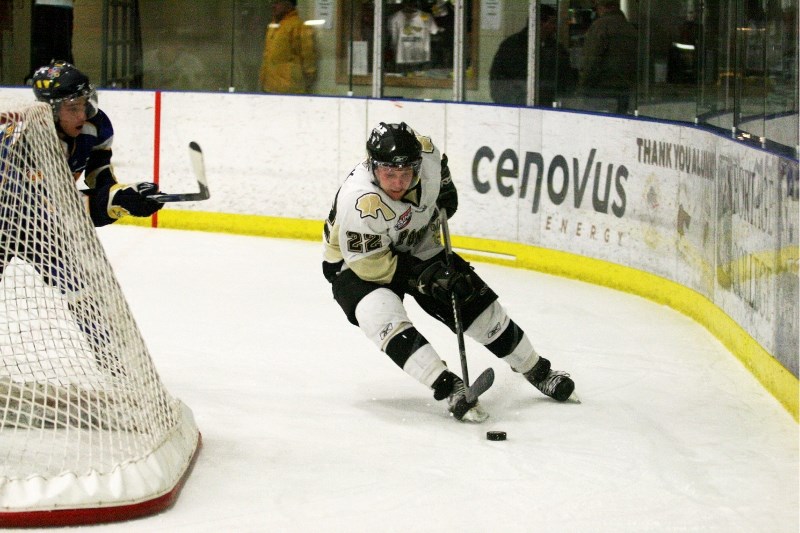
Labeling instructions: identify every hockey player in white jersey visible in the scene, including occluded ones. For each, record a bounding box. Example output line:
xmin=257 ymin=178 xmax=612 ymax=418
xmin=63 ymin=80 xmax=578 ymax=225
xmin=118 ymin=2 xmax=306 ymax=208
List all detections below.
xmin=322 ymin=122 xmax=575 ymax=422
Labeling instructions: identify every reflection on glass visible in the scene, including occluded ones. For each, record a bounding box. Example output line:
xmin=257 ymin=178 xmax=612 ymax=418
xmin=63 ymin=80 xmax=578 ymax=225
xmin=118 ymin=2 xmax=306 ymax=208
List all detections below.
xmin=488 ymin=5 xmax=577 ymax=107
xmin=336 ymin=0 xmax=477 ymax=96
xmin=575 ymin=0 xmax=638 ymax=114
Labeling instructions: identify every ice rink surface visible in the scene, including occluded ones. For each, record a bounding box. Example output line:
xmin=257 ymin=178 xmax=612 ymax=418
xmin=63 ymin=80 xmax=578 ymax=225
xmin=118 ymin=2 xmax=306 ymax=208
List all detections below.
xmin=34 ymin=224 xmax=797 ymax=532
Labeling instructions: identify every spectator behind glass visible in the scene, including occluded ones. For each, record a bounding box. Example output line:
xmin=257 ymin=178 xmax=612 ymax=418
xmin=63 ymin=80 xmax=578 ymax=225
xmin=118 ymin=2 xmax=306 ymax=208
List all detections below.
xmin=578 ymin=0 xmax=638 ymax=114
xmin=489 ymin=5 xmax=577 ymax=107
xmin=259 ymin=0 xmax=317 ymax=94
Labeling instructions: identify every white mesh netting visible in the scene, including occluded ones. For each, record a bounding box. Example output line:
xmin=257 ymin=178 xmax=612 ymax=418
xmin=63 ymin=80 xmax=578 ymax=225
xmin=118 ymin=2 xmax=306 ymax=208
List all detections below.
xmin=0 ymin=102 xmax=199 ymax=526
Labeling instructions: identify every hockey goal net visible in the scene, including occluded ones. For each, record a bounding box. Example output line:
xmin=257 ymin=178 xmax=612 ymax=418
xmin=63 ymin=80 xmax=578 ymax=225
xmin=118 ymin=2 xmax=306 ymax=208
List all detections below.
xmin=0 ymin=103 xmax=200 ymax=527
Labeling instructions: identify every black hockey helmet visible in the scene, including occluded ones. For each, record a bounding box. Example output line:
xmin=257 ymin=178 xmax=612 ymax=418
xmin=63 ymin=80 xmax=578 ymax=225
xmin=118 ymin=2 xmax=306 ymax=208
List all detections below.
xmin=32 ymin=60 xmax=98 ymax=118
xmin=366 ymin=122 xmax=422 ymax=173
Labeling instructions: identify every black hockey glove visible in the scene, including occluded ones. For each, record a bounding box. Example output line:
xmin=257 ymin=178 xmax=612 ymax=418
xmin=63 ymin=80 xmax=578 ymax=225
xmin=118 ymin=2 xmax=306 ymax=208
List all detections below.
xmin=107 ymin=182 xmax=164 ymax=219
xmin=412 ymin=260 xmax=474 ymax=304
xmin=437 ymin=154 xmax=458 ymax=219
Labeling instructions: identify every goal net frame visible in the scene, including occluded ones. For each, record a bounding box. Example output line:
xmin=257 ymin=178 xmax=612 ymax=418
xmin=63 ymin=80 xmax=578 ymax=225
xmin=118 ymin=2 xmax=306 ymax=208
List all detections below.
xmin=0 ymin=102 xmax=200 ymax=527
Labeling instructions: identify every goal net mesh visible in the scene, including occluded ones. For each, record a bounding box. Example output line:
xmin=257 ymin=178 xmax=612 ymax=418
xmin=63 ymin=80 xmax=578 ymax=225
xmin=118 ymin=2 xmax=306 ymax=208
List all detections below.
xmin=0 ymin=102 xmax=199 ymax=526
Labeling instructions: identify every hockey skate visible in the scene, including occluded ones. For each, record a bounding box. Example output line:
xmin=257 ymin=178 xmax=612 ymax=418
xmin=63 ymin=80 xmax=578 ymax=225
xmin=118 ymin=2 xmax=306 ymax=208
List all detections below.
xmin=523 ymin=357 xmax=575 ymax=402
xmin=433 ymin=370 xmax=489 ymax=423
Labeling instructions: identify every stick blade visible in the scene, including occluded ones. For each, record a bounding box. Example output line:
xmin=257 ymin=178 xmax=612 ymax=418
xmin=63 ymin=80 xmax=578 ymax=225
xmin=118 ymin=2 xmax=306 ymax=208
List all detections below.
xmin=465 ymin=367 xmax=494 ymax=404
xmin=151 ymin=142 xmax=210 ymax=203
xmin=188 ymin=141 xmax=208 ymax=189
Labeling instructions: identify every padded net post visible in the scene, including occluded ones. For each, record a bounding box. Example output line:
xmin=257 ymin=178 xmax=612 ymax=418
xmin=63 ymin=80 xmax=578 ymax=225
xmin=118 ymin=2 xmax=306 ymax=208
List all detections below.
xmin=0 ymin=103 xmax=200 ymax=527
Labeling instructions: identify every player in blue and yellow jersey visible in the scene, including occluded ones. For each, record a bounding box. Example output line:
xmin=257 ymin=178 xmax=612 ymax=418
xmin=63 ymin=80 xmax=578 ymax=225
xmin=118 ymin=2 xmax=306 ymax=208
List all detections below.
xmin=32 ymin=60 xmax=162 ymax=226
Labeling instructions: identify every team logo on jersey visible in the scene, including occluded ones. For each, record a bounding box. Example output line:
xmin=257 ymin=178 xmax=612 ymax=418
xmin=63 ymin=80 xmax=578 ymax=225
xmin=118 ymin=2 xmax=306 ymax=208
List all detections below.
xmin=395 ymin=207 xmax=413 ymax=230
xmin=356 ymin=193 xmax=396 ymax=221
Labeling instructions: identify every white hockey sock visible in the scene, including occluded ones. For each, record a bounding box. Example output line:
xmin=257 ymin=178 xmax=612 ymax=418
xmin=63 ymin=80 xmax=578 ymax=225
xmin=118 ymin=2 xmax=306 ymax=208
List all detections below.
xmin=465 ymin=300 xmax=539 ymax=373
xmin=402 ymin=344 xmax=448 ymax=389
xmin=503 ymin=335 xmax=539 ymax=374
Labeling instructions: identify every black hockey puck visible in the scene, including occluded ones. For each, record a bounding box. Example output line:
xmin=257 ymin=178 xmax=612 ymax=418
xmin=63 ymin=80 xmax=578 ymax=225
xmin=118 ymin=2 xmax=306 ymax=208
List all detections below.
xmin=486 ymin=431 xmax=507 ymax=441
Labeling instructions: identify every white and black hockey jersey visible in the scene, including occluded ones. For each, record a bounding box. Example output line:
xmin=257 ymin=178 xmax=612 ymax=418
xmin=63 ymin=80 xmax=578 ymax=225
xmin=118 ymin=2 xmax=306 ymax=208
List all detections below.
xmin=323 ymin=134 xmax=444 ymax=285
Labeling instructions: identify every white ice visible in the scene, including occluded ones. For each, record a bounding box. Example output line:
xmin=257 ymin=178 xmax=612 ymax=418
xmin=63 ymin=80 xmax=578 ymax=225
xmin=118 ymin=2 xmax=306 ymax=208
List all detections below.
xmin=34 ymin=224 xmax=798 ymax=532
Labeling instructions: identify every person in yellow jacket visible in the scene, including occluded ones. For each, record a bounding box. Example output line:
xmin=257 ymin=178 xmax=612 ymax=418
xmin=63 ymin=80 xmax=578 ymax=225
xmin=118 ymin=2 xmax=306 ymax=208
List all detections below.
xmin=259 ymin=0 xmax=317 ymax=94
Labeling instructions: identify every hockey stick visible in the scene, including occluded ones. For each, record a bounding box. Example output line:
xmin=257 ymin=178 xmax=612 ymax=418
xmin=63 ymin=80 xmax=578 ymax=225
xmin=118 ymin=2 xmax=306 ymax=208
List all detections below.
xmin=440 ymin=213 xmax=495 ymax=404
xmin=150 ymin=142 xmax=210 ymax=203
